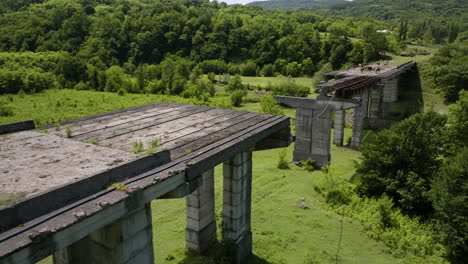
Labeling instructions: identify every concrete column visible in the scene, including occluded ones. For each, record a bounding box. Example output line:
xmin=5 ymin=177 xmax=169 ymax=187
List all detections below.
xmin=333 ymin=110 xmax=345 ymax=146
xmin=186 ymin=168 xmax=217 ymax=254
xmin=382 ymin=78 xmax=398 ymax=103
xmin=368 ymin=87 xmax=381 ymax=127
xmin=351 ymin=89 xmax=369 ymax=147
xmin=223 ymin=152 xmax=252 ymax=264
xmin=293 ymin=107 xmax=332 ymax=167
xmin=54 ymin=204 xmax=154 ymax=264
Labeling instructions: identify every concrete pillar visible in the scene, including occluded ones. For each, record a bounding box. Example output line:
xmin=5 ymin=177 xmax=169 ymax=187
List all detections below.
xmin=54 ymin=204 xmax=154 ymax=264
xmin=368 ymin=87 xmax=381 ymax=127
xmin=185 ymin=168 xmax=217 ymax=254
xmin=223 ymin=152 xmax=252 ymax=264
xmin=351 ymin=89 xmax=369 ymax=147
xmin=294 ymin=107 xmax=332 ymax=167
xmin=382 ymin=78 xmax=398 ymax=103
xmin=333 ymin=110 xmax=345 ymax=146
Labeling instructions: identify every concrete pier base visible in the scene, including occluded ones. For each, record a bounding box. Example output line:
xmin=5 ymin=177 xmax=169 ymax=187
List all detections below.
xmin=351 ymin=89 xmax=369 ymax=147
xmin=54 ymin=204 xmax=154 ymax=264
xmin=368 ymin=87 xmax=381 ymax=127
xmin=223 ymin=152 xmax=253 ymax=264
xmin=185 ymin=168 xmax=217 ymax=254
xmin=333 ymin=110 xmax=345 ymax=146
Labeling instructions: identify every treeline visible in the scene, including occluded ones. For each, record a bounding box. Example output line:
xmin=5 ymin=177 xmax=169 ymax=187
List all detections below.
xmin=252 ymin=0 xmax=467 ymax=45
xmin=0 ymin=0 xmax=401 ymax=96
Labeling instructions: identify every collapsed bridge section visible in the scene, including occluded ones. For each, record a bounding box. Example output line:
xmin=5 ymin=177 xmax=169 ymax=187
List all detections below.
xmin=0 ymin=102 xmax=291 ymax=264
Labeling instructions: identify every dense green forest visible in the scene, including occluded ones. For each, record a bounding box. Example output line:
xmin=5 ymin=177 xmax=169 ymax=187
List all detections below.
xmin=0 ymin=0 xmax=466 ymax=102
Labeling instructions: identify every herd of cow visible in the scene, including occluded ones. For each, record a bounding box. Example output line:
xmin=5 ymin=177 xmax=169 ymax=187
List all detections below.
xmin=359 ymin=61 xmax=390 ymax=74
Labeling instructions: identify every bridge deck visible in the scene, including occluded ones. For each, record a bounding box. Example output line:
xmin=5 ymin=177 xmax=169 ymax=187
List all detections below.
xmin=0 ymin=102 xmax=290 ymax=260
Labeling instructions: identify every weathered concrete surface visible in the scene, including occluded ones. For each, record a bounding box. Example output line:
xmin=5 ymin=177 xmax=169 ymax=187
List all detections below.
xmin=0 ymin=102 xmax=291 ymax=264
xmin=54 ymin=204 xmax=154 ymax=264
xmin=333 ymin=110 xmax=345 ymax=146
xmin=223 ymin=152 xmax=252 ymax=264
xmin=0 ymin=131 xmax=139 ymax=200
xmin=382 ymin=77 xmax=399 ymax=103
xmin=0 ymin=120 xmax=35 ymax=135
xmin=368 ymin=86 xmax=382 ymax=127
xmin=186 ymin=168 xmax=216 ymax=253
xmin=351 ymin=89 xmax=369 ymax=147
xmin=324 ymin=63 xmax=397 ymax=79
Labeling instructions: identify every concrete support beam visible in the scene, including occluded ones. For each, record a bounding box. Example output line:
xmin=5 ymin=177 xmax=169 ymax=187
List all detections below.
xmin=351 ymin=89 xmax=369 ymax=147
xmin=185 ymin=168 xmax=217 ymax=254
xmin=333 ymin=110 xmax=345 ymax=146
xmin=223 ymin=152 xmax=253 ymax=264
xmin=294 ymin=108 xmax=332 ymax=167
xmin=54 ymin=204 xmax=154 ymax=264
xmin=368 ymin=86 xmax=381 ymax=127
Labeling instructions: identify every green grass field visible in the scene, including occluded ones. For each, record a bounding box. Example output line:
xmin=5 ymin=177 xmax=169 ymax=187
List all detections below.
xmin=9 ymin=90 xmax=417 ymax=264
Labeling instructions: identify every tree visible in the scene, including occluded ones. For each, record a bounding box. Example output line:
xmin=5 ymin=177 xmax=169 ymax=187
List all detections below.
xmin=355 ymin=112 xmax=448 ymax=216
xmin=226 ymin=74 xmax=244 ymax=92
xmin=429 ymin=149 xmax=468 ymax=263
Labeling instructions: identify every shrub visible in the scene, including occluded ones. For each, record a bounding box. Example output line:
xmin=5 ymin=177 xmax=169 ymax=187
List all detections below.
xmin=276 ymin=149 xmax=289 ymax=170
xmin=241 ymin=61 xmax=258 ymax=76
xmin=260 ymin=95 xmax=284 ymax=115
xmin=199 ymin=60 xmax=228 ymax=74
xmin=271 ymin=81 xmax=309 ymax=97
xmin=65 ymin=125 xmax=73 ymax=138
xmin=230 ymin=90 xmax=245 ymax=107
xmin=300 ymin=158 xmax=317 ymax=171
xmin=262 ymin=64 xmax=275 ymax=77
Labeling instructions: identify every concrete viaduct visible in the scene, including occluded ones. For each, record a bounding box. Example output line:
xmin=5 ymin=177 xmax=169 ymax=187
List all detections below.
xmin=0 ymin=103 xmax=290 ymax=264
xmin=275 ymin=61 xmax=416 ymax=167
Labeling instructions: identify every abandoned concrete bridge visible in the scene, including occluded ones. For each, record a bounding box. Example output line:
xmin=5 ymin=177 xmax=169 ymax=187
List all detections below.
xmin=0 ymin=103 xmax=290 ymax=264
xmin=276 ymin=61 xmax=416 ymax=167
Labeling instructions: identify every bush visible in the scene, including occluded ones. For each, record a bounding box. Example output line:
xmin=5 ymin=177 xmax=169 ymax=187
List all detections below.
xmin=262 ymin=64 xmax=275 ymax=77
xmin=230 ymin=90 xmax=245 ymax=107
xmin=300 ymin=158 xmax=317 ymax=171
xmin=199 ymin=60 xmax=228 ymax=74
xmin=260 ymin=95 xmax=284 ymax=115
xmin=241 ymin=61 xmax=257 ymax=76
xmin=271 ymin=81 xmax=309 ymax=97
xmin=276 ymin=149 xmax=289 ymax=170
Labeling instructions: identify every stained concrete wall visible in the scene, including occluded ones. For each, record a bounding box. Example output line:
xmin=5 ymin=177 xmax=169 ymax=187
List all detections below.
xmin=223 ymin=152 xmax=253 ymax=264
xmin=186 ymin=168 xmax=217 ymax=253
xmin=333 ymin=110 xmax=345 ymax=146
xmin=368 ymin=86 xmax=381 ymax=127
xmin=54 ymin=204 xmax=154 ymax=264
xmin=351 ymin=89 xmax=369 ymax=147
xmin=294 ymin=108 xmax=332 ymax=167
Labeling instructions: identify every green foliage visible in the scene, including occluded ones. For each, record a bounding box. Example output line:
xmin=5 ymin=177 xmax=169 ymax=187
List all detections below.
xmin=300 ymin=158 xmax=317 ymax=172
xmin=226 ymin=74 xmax=244 ymax=92
xmin=355 ymin=112 xmax=448 ymax=216
xmin=0 ymin=103 xmax=14 ymax=117
xmin=428 ymin=41 xmax=468 ymax=102
xmin=312 ymin=62 xmax=333 ymax=89
xmin=132 ymin=140 xmax=144 ymax=153
xmin=270 ymin=80 xmax=309 ymax=97
xmin=260 ymin=95 xmax=284 ymax=115
xmin=199 ymin=60 xmax=228 ymax=75
xmin=447 ymin=91 xmax=468 ymax=149
xmin=276 ymin=149 xmax=289 ymax=170
xmin=429 ymin=149 xmax=468 ymax=263
xmin=230 ymin=90 xmax=245 ymax=107
xmin=65 ymin=125 xmax=73 ymax=138
xmin=241 ymin=61 xmax=258 ymax=77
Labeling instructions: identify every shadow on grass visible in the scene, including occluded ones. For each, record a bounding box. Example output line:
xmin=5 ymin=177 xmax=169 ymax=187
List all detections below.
xmin=175 ymin=240 xmax=271 ymax=264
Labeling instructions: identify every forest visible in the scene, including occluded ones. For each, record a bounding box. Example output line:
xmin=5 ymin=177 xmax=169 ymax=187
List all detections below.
xmin=0 ymin=0 xmax=467 ymax=263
